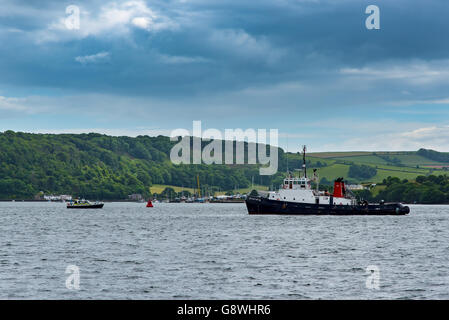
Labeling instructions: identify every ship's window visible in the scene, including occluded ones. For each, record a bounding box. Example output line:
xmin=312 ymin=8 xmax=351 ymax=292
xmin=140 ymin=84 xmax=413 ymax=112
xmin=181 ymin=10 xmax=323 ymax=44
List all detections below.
xmin=284 ymin=197 xmax=286 ymax=199
xmin=293 ymin=198 xmax=295 ymax=200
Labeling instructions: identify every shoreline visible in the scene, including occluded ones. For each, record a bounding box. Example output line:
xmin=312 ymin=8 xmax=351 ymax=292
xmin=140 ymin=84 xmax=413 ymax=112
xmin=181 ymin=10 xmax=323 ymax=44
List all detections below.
xmin=0 ymin=199 xmax=449 ymax=205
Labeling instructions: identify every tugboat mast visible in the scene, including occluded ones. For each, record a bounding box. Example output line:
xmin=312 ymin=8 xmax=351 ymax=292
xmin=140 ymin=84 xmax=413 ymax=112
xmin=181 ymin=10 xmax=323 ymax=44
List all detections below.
xmin=302 ymin=145 xmax=307 ymax=178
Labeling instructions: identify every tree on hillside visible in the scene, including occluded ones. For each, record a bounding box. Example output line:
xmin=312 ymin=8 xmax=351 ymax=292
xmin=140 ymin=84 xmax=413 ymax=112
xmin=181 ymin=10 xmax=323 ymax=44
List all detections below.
xmin=348 ymin=164 xmax=377 ymax=180
xmin=376 ymin=174 xmax=449 ymax=204
xmin=160 ymin=187 xmax=176 ymax=200
xmin=0 ymin=131 xmax=287 ymax=200
xmin=249 ymin=189 xmax=259 ymax=197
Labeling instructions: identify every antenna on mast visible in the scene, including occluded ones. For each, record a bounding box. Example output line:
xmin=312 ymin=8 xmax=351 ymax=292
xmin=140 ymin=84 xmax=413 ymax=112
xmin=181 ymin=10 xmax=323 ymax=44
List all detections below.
xmin=302 ymin=145 xmax=307 ymax=178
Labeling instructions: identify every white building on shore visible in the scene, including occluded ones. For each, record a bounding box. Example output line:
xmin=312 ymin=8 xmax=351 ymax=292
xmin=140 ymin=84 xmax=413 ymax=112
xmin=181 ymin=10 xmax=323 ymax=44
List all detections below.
xmin=43 ymin=194 xmax=72 ymax=201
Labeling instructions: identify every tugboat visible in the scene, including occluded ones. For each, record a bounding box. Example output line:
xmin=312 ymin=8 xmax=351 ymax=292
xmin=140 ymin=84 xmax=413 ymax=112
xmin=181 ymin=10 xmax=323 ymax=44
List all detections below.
xmin=67 ymin=199 xmax=104 ymax=209
xmin=245 ymin=146 xmax=410 ymax=215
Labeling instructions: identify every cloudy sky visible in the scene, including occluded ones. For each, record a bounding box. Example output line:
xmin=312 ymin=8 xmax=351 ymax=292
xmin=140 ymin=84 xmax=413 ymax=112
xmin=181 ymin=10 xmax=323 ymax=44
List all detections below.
xmin=1 ymin=0 xmax=449 ymax=152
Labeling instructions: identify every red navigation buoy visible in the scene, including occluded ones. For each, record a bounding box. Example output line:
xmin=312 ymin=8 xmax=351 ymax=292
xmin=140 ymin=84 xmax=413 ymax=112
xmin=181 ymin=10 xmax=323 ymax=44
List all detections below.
xmin=146 ymin=200 xmax=153 ymax=207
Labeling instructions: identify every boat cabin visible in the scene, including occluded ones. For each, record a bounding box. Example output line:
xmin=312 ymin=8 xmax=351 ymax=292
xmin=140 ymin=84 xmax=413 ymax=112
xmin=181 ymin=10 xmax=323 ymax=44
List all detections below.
xmin=283 ymin=176 xmax=312 ymax=190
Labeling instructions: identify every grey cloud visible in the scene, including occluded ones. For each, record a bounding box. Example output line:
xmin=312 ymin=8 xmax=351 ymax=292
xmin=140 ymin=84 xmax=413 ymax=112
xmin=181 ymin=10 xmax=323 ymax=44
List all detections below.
xmin=1 ymin=0 xmax=449 ymax=114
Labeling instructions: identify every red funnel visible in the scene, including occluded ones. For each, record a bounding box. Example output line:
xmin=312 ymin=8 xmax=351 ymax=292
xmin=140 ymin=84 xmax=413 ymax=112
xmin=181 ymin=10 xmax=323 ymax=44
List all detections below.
xmin=146 ymin=200 xmax=153 ymax=208
xmin=333 ymin=179 xmax=346 ymax=198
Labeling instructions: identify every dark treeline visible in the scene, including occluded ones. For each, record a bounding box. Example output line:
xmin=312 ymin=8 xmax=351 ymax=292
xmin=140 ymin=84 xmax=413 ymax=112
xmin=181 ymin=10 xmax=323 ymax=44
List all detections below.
xmin=348 ymin=164 xmax=377 ymax=179
xmin=417 ymin=148 xmax=449 ymax=163
xmin=354 ymin=175 xmax=449 ymax=204
xmin=0 ymin=131 xmax=286 ymax=200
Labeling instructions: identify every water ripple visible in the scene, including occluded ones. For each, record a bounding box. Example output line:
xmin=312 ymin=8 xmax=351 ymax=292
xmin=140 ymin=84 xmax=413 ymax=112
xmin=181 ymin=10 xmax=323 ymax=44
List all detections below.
xmin=0 ymin=203 xmax=448 ymax=299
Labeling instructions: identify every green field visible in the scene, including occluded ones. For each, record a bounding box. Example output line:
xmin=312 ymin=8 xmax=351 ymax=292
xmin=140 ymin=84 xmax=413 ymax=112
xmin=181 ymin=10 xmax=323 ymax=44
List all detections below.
xmin=90 ymin=150 xmax=449 ymax=194
xmin=307 ymin=152 xmax=371 ymax=158
xmin=233 ymin=184 xmax=268 ymax=194
xmin=315 ymin=164 xmax=350 ymax=181
xmin=150 ymin=184 xmax=195 ymax=194
xmin=285 ymin=151 xmax=449 ymax=185
xmin=155 ymin=151 xmax=449 ymax=193
xmin=331 ymin=155 xmax=391 ymax=165
xmin=150 ymin=184 xmax=268 ymax=195
xmin=392 ymin=154 xmax=446 ymax=166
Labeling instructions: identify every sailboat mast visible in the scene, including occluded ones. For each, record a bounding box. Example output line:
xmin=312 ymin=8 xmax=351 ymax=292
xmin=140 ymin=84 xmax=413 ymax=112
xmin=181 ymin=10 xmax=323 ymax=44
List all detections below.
xmin=197 ymin=175 xmax=201 ymax=198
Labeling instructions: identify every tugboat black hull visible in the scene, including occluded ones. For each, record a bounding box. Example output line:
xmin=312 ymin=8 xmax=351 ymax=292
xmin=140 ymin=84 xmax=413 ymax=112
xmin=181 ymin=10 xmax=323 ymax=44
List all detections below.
xmin=246 ymin=196 xmax=410 ymax=216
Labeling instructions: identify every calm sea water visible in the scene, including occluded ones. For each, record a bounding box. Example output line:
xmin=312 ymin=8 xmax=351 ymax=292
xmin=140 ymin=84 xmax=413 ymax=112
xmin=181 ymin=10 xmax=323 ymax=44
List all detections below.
xmin=0 ymin=202 xmax=448 ymax=299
